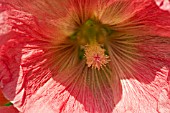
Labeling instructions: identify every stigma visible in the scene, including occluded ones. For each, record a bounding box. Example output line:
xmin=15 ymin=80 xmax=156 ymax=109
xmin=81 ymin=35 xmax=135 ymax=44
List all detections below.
xmin=84 ymin=44 xmax=110 ymax=70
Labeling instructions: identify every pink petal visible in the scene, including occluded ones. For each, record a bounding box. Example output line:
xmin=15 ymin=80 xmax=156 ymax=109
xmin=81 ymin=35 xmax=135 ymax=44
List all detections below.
xmin=107 ymin=34 xmax=170 ymax=112
xmin=95 ymin=0 xmax=170 ymax=37
xmin=0 ymin=10 xmax=12 ymax=36
xmin=155 ymin=0 xmax=170 ymax=12
xmin=0 ymin=106 xmax=19 ymax=113
xmin=0 ymin=88 xmax=9 ymax=106
xmin=9 ymin=62 xmax=122 ymax=113
xmin=112 ymin=67 xmax=170 ymax=113
xmin=1 ymin=0 xmax=69 ymax=19
xmin=133 ymin=1 xmax=170 ymax=37
xmin=157 ymin=67 xmax=170 ymax=113
xmin=95 ymin=0 xmax=151 ymax=25
xmin=1 ymin=0 xmax=98 ymax=35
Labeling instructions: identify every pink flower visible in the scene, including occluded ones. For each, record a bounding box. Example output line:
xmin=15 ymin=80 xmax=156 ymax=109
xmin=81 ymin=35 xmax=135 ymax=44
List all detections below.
xmin=0 ymin=0 xmax=170 ymax=113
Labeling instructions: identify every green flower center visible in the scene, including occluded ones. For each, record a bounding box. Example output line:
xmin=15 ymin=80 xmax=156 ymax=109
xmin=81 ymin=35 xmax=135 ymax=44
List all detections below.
xmin=70 ymin=19 xmax=112 ymax=45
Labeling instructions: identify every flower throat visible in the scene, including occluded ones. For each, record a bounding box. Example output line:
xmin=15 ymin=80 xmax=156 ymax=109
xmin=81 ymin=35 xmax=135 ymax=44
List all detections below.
xmin=70 ymin=19 xmax=111 ymax=70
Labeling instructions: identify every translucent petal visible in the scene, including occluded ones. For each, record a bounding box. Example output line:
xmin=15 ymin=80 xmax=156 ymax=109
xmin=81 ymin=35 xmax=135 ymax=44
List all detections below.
xmin=107 ymin=33 xmax=170 ymax=112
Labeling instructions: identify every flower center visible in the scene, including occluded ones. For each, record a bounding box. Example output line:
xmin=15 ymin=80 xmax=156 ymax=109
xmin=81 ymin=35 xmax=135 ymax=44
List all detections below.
xmin=84 ymin=44 xmax=110 ymax=70
xmin=70 ymin=19 xmax=111 ymax=69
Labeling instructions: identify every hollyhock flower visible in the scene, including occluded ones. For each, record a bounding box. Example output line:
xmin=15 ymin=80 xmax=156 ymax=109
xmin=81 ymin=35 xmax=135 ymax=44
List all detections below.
xmin=0 ymin=0 xmax=170 ymax=113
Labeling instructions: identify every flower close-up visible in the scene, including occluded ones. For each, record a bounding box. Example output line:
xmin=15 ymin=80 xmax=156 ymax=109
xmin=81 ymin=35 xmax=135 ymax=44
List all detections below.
xmin=0 ymin=0 xmax=170 ymax=113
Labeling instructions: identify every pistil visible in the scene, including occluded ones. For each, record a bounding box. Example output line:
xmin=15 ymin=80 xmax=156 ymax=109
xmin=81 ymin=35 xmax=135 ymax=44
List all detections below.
xmin=84 ymin=44 xmax=110 ymax=70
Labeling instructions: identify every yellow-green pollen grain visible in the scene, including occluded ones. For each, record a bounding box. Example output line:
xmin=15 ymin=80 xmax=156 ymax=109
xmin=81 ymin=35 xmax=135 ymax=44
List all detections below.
xmin=70 ymin=19 xmax=111 ymax=70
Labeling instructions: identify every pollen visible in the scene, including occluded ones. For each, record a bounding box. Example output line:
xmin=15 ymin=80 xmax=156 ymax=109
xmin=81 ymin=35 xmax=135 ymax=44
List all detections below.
xmin=84 ymin=44 xmax=110 ymax=70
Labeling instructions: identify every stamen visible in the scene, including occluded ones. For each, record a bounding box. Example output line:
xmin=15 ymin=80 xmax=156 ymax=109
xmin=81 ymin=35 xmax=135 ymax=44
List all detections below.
xmin=84 ymin=44 xmax=110 ymax=70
